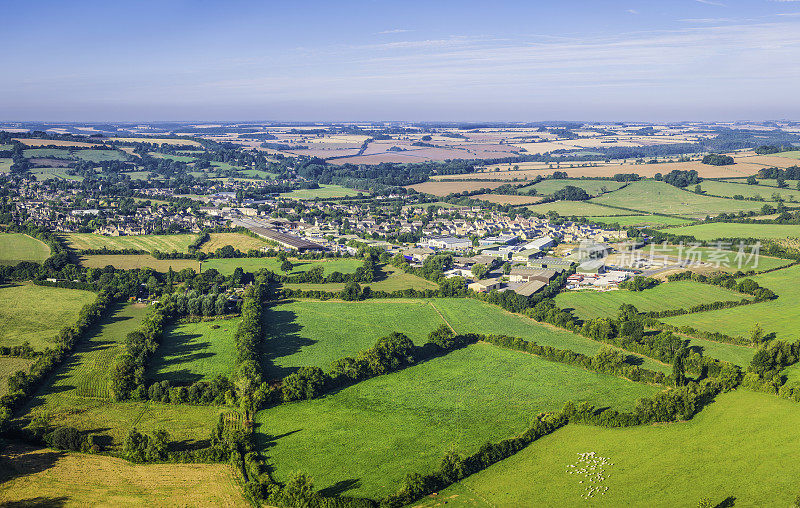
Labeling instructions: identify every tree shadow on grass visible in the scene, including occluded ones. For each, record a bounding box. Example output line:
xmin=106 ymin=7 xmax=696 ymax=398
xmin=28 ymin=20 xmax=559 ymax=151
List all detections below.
xmin=318 ymin=478 xmax=363 ymax=497
xmin=0 ymin=497 xmax=69 ymax=507
xmin=148 ymin=331 xmax=214 ymax=384
xmin=0 ymin=441 xmax=66 ymax=485
xmin=260 ymin=305 xmax=314 ymax=380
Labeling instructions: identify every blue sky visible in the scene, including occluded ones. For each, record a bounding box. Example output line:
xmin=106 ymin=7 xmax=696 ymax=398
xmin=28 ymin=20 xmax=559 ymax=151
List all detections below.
xmin=2 ymin=0 xmax=799 ymax=122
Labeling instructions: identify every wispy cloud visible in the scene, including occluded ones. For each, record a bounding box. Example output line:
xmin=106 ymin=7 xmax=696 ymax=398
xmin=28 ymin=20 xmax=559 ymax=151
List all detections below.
xmin=696 ymin=0 xmax=727 ymax=6
xmin=377 ymin=29 xmax=411 ymax=34
xmin=627 ymin=9 xmax=639 ymax=14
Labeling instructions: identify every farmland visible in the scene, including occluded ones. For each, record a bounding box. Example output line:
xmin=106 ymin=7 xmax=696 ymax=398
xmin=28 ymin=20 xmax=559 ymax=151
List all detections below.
xmin=261 ymin=299 xmax=446 ymax=377
xmin=474 ymin=193 xmax=543 ymax=205
xmin=589 ymin=180 xmax=764 ymax=217
xmin=282 ymin=264 xmax=438 ymax=293
xmin=585 ymin=215 xmax=694 ymax=227
xmin=0 ymin=233 xmax=51 ymax=264
xmin=78 ymin=254 xmax=200 ymax=272
xmin=663 ymin=264 xmax=800 ymax=341
xmin=664 ymin=223 xmax=800 ymax=241
xmin=416 ymin=390 xmax=800 ymax=507
xmin=698 ymin=180 xmax=800 ymax=201
xmin=521 ymin=178 xmax=626 ymax=197
xmin=0 ymin=357 xmax=33 ymax=396
xmin=0 ymin=441 xmax=249 ymax=507
xmin=63 ymin=233 xmax=198 ymax=252
xmin=148 ymin=317 xmax=240 ymax=384
xmin=0 ymin=284 xmax=95 ymax=350
xmin=200 ymin=232 xmax=269 ymax=253
xmin=407 ymin=180 xmax=507 ymax=196
xmin=254 ymin=342 xmax=660 ymax=499
xmin=279 ymin=184 xmax=359 ymax=199
xmin=554 ymin=281 xmax=750 ymax=320
xmin=526 ymin=201 xmax=626 ymax=217
xmin=616 ymin=243 xmax=792 ymax=272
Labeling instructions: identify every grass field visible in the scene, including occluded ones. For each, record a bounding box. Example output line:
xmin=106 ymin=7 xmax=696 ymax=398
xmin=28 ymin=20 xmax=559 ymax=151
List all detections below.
xmin=683 ymin=335 xmax=755 ymax=367
xmin=416 ymin=390 xmax=800 ymax=507
xmin=64 ymin=233 xmax=198 ymax=253
xmin=526 ymin=201 xmax=627 ymax=217
xmin=238 ymin=169 xmax=278 ymax=179
xmin=590 ymin=180 xmax=764 ymax=217
xmin=0 ymin=357 xmax=33 ymax=396
xmin=521 ymin=179 xmax=626 ymax=197
xmin=73 ymin=149 xmax=128 ymax=162
xmin=585 ymin=215 xmax=694 ymax=227
xmin=283 ymin=264 xmax=438 ymax=293
xmin=40 ymin=304 xmax=147 ymax=399
xmin=200 ymin=232 xmax=269 ymax=253
xmin=699 ymin=180 xmax=800 ymax=202
xmin=663 ymin=264 xmax=800 ymax=341
xmin=555 ymin=281 xmax=750 ymax=320
xmin=772 ymin=150 xmax=800 ymax=160
xmin=0 ymin=233 xmax=51 ymax=265
xmin=22 ymin=148 xmax=72 ymax=159
xmin=280 ymin=184 xmax=359 ymax=200
xmin=148 ymin=317 xmax=240 ymax=384
xmin=0 ymin=441 xmax=249 ymax=507
xmin=0 ymin=158 xmax=11 ymax=172
xmin=30 ymin=167 xmax=84 ymax=181
xmin=254 ymin=342 xmax=661 ymax=499
xmin=0 ymin=284 xmax=95 ymax=350
xmin=616 ymin=243 xmax=792 ymax=272
xmin=664 ymin=223 xmax=800 ymax=241
xmin=78 ymin=254 xmax=201 ymax=272
xmin=109 ymin=137 xmax=202 ymax=147
xmin=261 ymin=299 xmax=446 ymax=377
xmin=149 ymin=152 xmax=197 ymax=162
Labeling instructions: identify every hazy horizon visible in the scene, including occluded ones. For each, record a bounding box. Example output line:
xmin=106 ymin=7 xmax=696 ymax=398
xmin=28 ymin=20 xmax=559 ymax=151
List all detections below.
xmin=3 ymin=0 xmax=800 ymax=122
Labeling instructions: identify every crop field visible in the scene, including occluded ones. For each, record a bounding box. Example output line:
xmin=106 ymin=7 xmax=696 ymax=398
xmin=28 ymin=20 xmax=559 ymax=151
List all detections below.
xmin=30 ymin=167 xmax=84 ymax=181
xmin=148 ymin=317 xmax=240 ymax=384
xmin=109 ymin=137 xmax=202 ymax=147
xmin=199 ymin=232 xmax=269 ymax=253
xmin=254 ymin=342 xmax=661 ymax=499
xmin=521 ymin=178 xmax=626 ymax=197
xmin=0 ymin=441 xmax=248 ymax=507
xmin=772 ymin=150 xmax=800 ymax=160
xmin=78 ymin=254 xmax=201 ymax=272
xmin=279 ymin=184 xmax=359 ymax=200
xmin=41 ymin=304 xmax=147 ymax=399
xmin=616 ymin=243 xmax=792 ymax=272
xmin=663 ymin=264 xmax=800 ymax=341
xmin=0 ymin=284 xmax=95 ymax=350
xmin=474 ymin=193 xmax=543 ymax=205
xmin=589 ymin=180 xmax=764 ymax=217
xmin=554 ymin=281 xmax=750 ymax=320
xmin=283 ymin=264 xmax=439 ymax=293
xmin=407 ymin=180 xmax=507 ymax=196
xmin=585 ymin=215 xmax=694 ymax=227
xmin=417 ymin=390 xmax=800 ymax=507
xmin=665 ymin=223 xmax=800 ymax=241
xmin=13 ymin=138 xmax=100 ymax=147
xmin=63 ymin=233 xmax=198 ymax=252
xmin=261 ymin=299 xmax=446 ymax=377
xmin=699 ymin=180 xmax=800 ymax=201
xmin=0 ymin=357 xmax=33 ymax=396
xmin=0 ymin=233 xmax=51 ymax=264
xmin=431 ymin=298 xmax=669 ymax=373
xmin=526 ymin=201 xmax=626 ymax=217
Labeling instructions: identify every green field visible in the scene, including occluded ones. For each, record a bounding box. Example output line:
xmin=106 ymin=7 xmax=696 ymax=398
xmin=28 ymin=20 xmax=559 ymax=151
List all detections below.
xmin=0 ymin=284 xmax=95 ymax=350
xmin=261 ymin=299 xmax=446 ymax=377
xmin=772 ymin=150 xmax=800 ymax=160
xmin=64 ymin=233 xmax=198 ymax=252
xmin=279 ymin=184 xmax=359 ymax=200
xmin=585 ymin=215 xmax=694 ymax=227
xmin=255 ymin=342 xmax=660 ymax=499
xmin=74 ymin=149 xmax=129 ymax=162
xmin=0 ymin=356 xmax=33 ymax=396
xmin=199 ymin=232 xmax=269 ymax=253
xmin=526 ymin=201 xmax=626 ymax=217
xmin=521 ymin=179 xmax=626 ymax=197
xmin=22 ymin=148 xmax=72 ymax=159
xmin=626 ymin=243 xmax=792 ymax=272
xmin=663 ymin=264 xmax=800 ymax=341
xmin=684 ymin=335 xmax=755 ymax=367
xmin=148 ymin=318 xmax=240 ymax=384
xmin=555 ymin=281 xmax=749 ymax=321
xmin=30 ymin=167 xmax=84 ymax=181
xmin=79 ymin=254 xmax=201 ymax=272
xmin=42 ymin=303 xmax=147 ymax=399
xmin=699 ymin=180 xmax=800 ymax=202
xmin=0 ymin=158 xmax=11 ymax=172
xmin=0 ymin=233 xmax=51 ymax=265
xmin=149 ymin=152 xmax=197 ymax=162
xmin=665 ymin=223 xmax=800 ymax=241
xmin=238 ymin=169 xmax=278 ymax=179
xmin=417 ymin=390 xmax=800 ymax=507
xmin=589 ymin=180 xmax=764 ymax=217
xmin=283 ymin=264 xmax=438 ymax=293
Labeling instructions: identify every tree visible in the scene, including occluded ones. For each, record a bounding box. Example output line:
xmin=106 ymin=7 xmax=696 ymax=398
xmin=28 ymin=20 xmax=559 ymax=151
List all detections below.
xmin=750 ymin=323 xmax=765 ymax=344
xmin=281 ymin=472 xmax=316 ymax=507
xmin=673 ymin=348 xmax=687 ymax=386
xmin=339 ymin=280 xmax=361 ymax=301
xmin=281 ymin=259 xmax=293 ymax=272
xmin=428 ymin=324 xmax=456 ymax=349
xmin=471 ymin=263 xmax=488 ymax=280
xmin=747 ymin=175 xmax=758 ymax=185
xmin=701 ymin=154 xmax=734 ymax=166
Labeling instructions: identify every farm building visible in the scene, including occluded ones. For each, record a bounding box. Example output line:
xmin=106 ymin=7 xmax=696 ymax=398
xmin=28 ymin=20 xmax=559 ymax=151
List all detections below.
xmin=509 ymin=268 xmax=557 ymax=283
xmin=511 ymin=279 xmax=548 ymax=296
xmin=468 ymin=278 xmax=503 ymax=293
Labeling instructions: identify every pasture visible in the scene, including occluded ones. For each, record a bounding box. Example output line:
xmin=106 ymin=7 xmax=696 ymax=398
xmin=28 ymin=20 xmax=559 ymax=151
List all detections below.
xmin=0 ymin=284 xmax=95 ymax=350
xmin=664 ymin=223 xmax=800 ymax=241
xmin=73 ymin=149 xmax=128 ymax=162
xmin=283 ymin=264 xmax=438 ymax=293
xmin=618 ymin=243 xmax=792 ymax=272
xmin=0 ymin=158 xmax=11 ymax=172
xmin=474 ymin=194 xmax=543 ymax=205
xmin=773 ymin=150 xmax=800 ymax=160
xmin=589 ymin=180 xmax=764 ymax=217
xmin=407 ymin=180 xmax=507 ymax=196
xmin=585 ymin=215 xmax=693 ymax=227
xmin=279 ymin=184 xmax=359 ymax=200
xmin=526 ymin=201 xmax=626 ymax=217
xmin=63 ymin=233 xmax=198 ymax=252
xmin=0 ymin=233 xmax=51 ymax=265
xmin=0 ymin=441 xmax=249 ymax=507
xmin=683 ymin=335 xmax=755 ymax=367
xmin=663 ymin=264 xmax=800 ymax=341
xmin=522 ymin=178 xmax=626 ymax=197
xmin=30 ymin=167 xmax=84 ymax=181
xmin=698 ymin=180 xmax=800 ymax=202
xmin=254 ymin=342 xmax=660 ymax=499
xmin=419 ymin=390 xmax=800 ymax=507
xmin=199 ymin=232 xmax=269 ymax=253
xmin=0 ymin=357 xmax=33 ymax=396
xmin=78 ymin=254 xmax=200 ymax=272
xmin=22 ymin=148 xmax=72 ymax=159
xmin=554 ymin=281 xmax=750 ymax=321
xmin=109 ymin=137 xmax=202 ymax=147
xmin=261 ymin=299 xmax=446 ymax=377
xmin=148 ymin=318 xmax=240 ymax=384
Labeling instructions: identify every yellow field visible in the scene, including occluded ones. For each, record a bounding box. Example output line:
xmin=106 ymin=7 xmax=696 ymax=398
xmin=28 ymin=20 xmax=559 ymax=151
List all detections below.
xmin=200 ymin=232 xmax=269 ymax=253
xmin=0 ymin=442 xmax=248 ymax=507
xmin=108 ymin=137 xmax=202 ymax=147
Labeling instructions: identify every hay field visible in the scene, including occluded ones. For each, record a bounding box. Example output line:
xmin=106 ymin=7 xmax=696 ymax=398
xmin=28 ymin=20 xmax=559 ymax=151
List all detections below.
xmin=665 ymin=223 xmax=800 ymax=241
xmin=0 ymin=441 xmax=249 ymax=507
xmin=78 ymin=254 xmax=201 ymax=272
xmin=64 ymin=233 xmax=198 ymax=252
xmin=109 ymin=137 xmax=202 ymax=146
xmin=586 ymin=215 xmax=693 ymax=227
xmin=279 ymin=184 xmax=359 ymax=199
xmin=771 ymin=150 xmax=800 ymax=160
xmin=416 ymin=390 xmax=800 ymax=508
xmin=13 ymin=138 xmax=101 ymax=147
xmin=0 ymin=233 xmax=51 ymax=265
xmin=522 ymin=178 xmax=627 ymax=197
xmin=474 ymin=194 xmax=543 ymax=205
xmin=699 ymin=180 xmax=800 ymax=201
xmin=200 ymin=232 xmax=269 ymax=253
xmin=0 ymin=158 xmax=11 ymax=172
xmin=408 ymin=180 xmax=507 ymax=196
xmin=590 ymin=180 xmax=764 ymax=217
xmin=526 ymin=201 xmax=630 ymax=217
xmin=0 ymin=284 xmax=96 ymax=350
xmin=0 ymin=357 xmax=33 ymax=396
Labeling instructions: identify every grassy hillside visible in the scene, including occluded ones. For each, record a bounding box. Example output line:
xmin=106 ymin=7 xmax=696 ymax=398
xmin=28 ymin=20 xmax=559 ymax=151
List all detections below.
xmin=521 ymin=179 xmax=626 ymax=197
xmin=64 ymin=233 xmax=198 ymax=253
xmin=0 ymin=233 xmax=51 ymax=265
xmin=416 ymin=390 xmax=800 ymax=507
xmin=526 ymin=201 xmax=625 ymax=217
xmin=664 ymin=223 xmax=800 ymax=241
xmin=254 ymin=342 xmax=660 ymax=499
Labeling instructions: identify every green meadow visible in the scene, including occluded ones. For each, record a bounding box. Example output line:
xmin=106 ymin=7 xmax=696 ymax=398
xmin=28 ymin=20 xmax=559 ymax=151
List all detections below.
xmin=0 ymin=233 xmax=51 ymax=265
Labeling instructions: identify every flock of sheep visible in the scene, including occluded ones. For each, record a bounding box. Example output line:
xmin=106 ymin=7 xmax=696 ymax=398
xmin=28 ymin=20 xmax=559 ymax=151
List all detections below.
xmin=566 ymin=451 xmax=612 ymax=499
